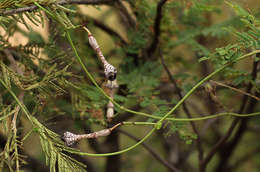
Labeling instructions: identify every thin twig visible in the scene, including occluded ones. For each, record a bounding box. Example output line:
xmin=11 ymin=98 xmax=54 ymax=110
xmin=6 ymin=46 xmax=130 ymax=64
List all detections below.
xmin=118 ymin=129 xmax=181 ymax=172
xmin=159 ymin=49 xmax=204 ymax=163
xmin=201 ymin=56 xmax=259 ymax=172
xmin=214 ymin=55 xmax=259 ymax=172
xmin=215 ymin=93 xmax=259 ymax=170
xmin=0 ymin=0 xmax=114 ymax=16
xmin=81 ymin=16 xmax=128 ymax=45
xmin=211 ymin=80 xmax=260 ymax=101
xmin=215 ymin=94 xmax=259 ymax=172
xmin=200 ymin=119 xmax=237 ymax=171
xmin=105 ymin=129 xmax=120 ymax=172
xmin=147 ymin=0 xmax=168 ymax=57
xmin=114 ymin=0 xmax=136 ymax=28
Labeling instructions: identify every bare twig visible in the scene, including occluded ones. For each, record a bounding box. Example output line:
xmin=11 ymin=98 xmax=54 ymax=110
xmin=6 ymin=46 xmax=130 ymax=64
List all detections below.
xmin=118 ymin=129 xmax=181 ymax=172
xmin=214 ymin=93 xmax=259 ymax=172
xmin=211 ymin=80 xmax=260 ymax=101
xmin=105 ymin=129 xmax=120 ymax=172
xmin=114 ymin=0 xmax=136 ymax=28
xmin=201 ymin=56 xmax=259 ymax=172
xmin=214 ymin=55 xmax=259 ymax=172
xmin=200 ymin=119 xmax=237 ymax=171
xmin=0 ymin=0 xmax=114 ymax=16
xmin=81 ymin=16 xmax=128 ymax=45
xmin=147 ymin=0 xmax=168 ymax=57
xmin=159 ymin=49 xmax=204 ymax=164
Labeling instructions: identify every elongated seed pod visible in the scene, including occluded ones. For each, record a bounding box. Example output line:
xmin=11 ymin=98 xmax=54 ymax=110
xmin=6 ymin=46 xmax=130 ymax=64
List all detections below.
xmin=84 ymin=26 xmax=117 ymax=81
xmin=63 ymin=129 xmax=112 ymax=146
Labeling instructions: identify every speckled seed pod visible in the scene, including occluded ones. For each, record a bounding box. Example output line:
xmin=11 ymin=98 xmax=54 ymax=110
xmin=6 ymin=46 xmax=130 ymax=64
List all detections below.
xmin=104 ymin=62 xmax=117 ymax=81
xmin=63 ymin=129 xmax=112 ymax=146
xmin=85 ymin=27 xmax=117 ymax=81
xmin=63 ymin=131 xmax=79 ymax=146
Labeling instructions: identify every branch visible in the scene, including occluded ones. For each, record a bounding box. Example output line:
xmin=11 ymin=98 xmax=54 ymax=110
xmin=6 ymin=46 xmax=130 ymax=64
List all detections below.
xmin=201 ymin=55 xmax=259 ymax=172
xmin=0 ymin=0 xmax=114 ymax=16
xmin=214 ymin=93 xmax=259 ymax=172
xmin=118 ymin=129 xmax=181 ymax=172
xmin=114 ymin=0 xmax=136 ymax=28
xmin=146 ymin=0 xmax=168 ymax=57
xmin=200 ymin=118 xmax=238 ymax=171
xmin=81 ymin=122 xmax=106 ymax=154
xmin=159 ymin=49 xmax=204 ymax=164
xmin=214 ymin=55 xmax=259 ymax=172
xmin=210 ymin=80 xmax=260 ymax=101
xmin=81 ymin=16 xmax=128 ymax=46
xmin=105 ymin=130 xmax=120 ymax=172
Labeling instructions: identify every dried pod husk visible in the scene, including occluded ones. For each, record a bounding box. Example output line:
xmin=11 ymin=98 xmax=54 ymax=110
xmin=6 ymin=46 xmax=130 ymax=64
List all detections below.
xmin=85 ymin=27 xmax=117 ymax=81
xmin=88 ymin=35 xmax=99 ymax=50
xmin=107 ymin=101 xmax=114 ymax=121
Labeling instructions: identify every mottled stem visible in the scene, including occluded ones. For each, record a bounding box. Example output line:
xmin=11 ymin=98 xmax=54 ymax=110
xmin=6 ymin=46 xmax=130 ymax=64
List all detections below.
xmin=63 ymin=121 xmax=154 ymax=146
xmin=106 ymin=80 xmax=119 ymax=121
xmin=63 ymin=128 xmax=112 ymax=146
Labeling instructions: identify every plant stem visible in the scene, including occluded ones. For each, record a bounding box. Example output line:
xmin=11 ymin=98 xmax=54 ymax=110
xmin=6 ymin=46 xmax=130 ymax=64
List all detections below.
xmin=66 ymin=29 xmax=260 ymax=123
xmin=65 ymin=30 xmax=162 ymax=119
xmin=64 ymin=31 xmax=260 ymax=156
xmin=2 ymin=31 xmax=260 ymax=158
xmin=66 ymin=128 xmax=156 ymax=157
xmin=157 ymin=50 xmax=260 ymax=124
xmin=122 ymin=121 xmax=156 ymax=126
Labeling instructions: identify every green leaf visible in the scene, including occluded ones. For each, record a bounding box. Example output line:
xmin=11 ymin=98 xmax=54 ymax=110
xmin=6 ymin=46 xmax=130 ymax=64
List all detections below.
xmin=140 ymin=97 xmax=151 ymax=107
xmin=198 ymin=56 xmax=209 ymax=62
